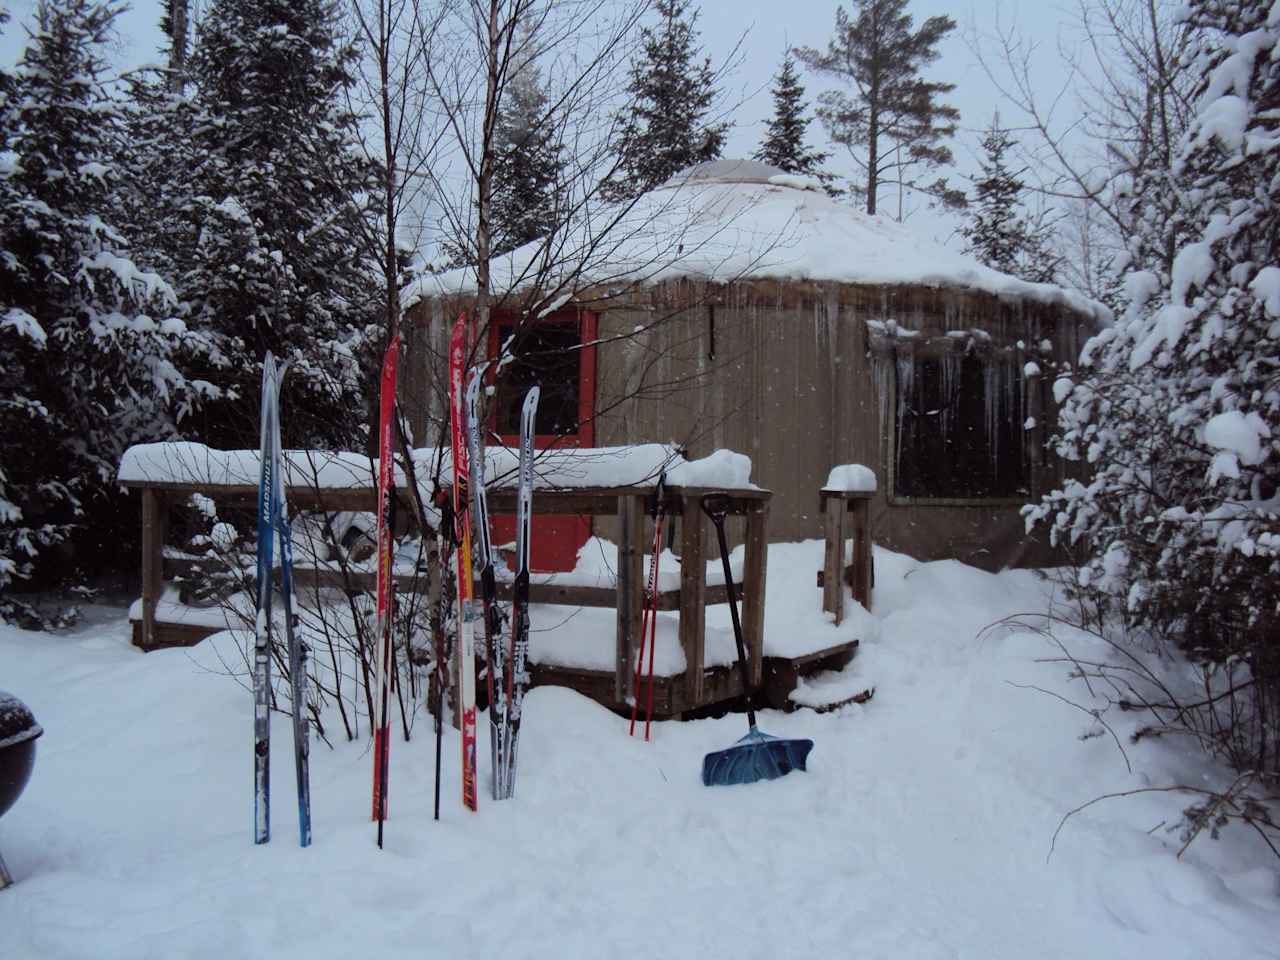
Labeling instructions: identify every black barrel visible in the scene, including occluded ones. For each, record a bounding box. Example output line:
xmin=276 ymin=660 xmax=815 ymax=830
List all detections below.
xmin=0 ymin=691 xmax=41 ymax=819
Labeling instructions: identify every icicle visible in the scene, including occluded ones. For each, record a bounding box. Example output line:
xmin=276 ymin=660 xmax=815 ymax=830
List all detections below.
xmin=873 ymin=353 xmax=889 ymax=440
xmin=895 ymin=349 xmax=914 ymax=480
xmin=984 ymin=361 xmax=998 ymax=478
xmin=942 ymin=349 xmax=959 ymax=441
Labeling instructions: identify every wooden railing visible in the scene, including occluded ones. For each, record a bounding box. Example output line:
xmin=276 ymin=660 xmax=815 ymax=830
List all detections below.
xmin=121 ymin=473 xmax=771 ymax=714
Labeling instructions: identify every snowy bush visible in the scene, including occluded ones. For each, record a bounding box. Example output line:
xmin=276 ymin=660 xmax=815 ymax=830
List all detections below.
xmin=1027 ymin=0 xmax=1280 ymax=775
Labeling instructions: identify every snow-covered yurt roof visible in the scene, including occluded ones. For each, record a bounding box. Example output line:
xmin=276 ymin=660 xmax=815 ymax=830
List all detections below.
xmin=407 ymin=159 xmax=1104 ymax=321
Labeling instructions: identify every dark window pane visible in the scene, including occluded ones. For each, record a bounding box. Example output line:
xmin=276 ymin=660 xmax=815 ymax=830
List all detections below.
xmin=894 ymin=351 xmax=1027 ymax=498
xmin=495 ymin=323 xmax=581 ymax=436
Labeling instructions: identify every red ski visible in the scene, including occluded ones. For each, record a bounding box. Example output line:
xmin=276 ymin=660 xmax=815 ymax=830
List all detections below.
xmin=449 ymin=315 xmax=480 ymax=813
xmin=371 ymin=334 xmax=400 ymax=844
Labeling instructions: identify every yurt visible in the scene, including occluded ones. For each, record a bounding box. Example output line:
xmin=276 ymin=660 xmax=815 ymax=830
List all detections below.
xmin=403 ymin=159 xmax=1105 ymax=572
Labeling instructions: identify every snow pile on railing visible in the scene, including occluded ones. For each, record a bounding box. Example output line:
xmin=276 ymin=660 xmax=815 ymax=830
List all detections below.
xmin=118 ymin=442 xmax=387 ymax=489
xmin=118 ymin=442 xmax=760 ymax=492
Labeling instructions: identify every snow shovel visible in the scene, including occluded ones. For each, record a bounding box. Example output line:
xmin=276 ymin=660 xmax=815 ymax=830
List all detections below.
xmin=700 ymin=494 xmax=813 ymax=787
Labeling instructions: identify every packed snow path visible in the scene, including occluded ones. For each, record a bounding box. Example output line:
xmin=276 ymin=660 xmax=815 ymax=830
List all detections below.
xmin=1 ymin=544 xmax=1276 ymax=958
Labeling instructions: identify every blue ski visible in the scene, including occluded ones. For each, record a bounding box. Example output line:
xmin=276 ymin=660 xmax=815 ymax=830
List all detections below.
xmin=253 ymin=354 xmax=312 ymax=846
xmin=271 ymin=367 xmax=311 ymax=847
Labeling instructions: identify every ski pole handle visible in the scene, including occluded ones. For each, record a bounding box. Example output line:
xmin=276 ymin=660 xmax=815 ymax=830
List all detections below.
xmin=700 ymin=493 xmax=731 ymax=523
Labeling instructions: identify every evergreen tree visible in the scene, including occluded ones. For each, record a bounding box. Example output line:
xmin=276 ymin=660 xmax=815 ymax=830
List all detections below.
xmin=961 ymin=116 xmax=1060 ymax=284
xmin=753 ymin=52 xmax=832 ymax=188
xmin=604 ymin=0 xmax=728 ymax=202
xmin=795 ymin=0 xmax=960 ymax=216
xmin=491 ymin=55 xmax=563 ymax=256
xmin=0 ymin=0 xmax=199 ymax=622
xmin=1028 ymin=0 xmax=1280 ymax=771
xmin=186 ymin=0 xmax=381 ymax=449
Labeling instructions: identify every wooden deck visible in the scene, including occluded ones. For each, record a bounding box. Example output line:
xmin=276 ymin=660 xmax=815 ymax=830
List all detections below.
xmin=120 ymin=455 xmax=861 ymax=713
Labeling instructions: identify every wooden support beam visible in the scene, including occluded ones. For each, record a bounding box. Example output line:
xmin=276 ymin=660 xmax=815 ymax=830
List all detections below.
xmin=485 ymin=491 xmax=621 ymax=516
xmin=615 ymin=495 xmax=644 ymax=702
xmin=819 ymin=489 xmax=874 ymax=622
xmin=679 ymin=496 xmax=706 ymax=705
xmin=741 ymin=500 xmax=769 ymax=688
xmin=139 ymin=489 xmax=166 ymax=650
xmin=849 ymin=497 xmax=872 ymax=610
xmin=822 ymin=495 xmax=844 ymax=625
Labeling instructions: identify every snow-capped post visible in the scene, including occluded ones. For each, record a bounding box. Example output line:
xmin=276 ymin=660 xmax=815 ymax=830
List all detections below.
xmin=819 ymin=465 xmax=878 ymax=626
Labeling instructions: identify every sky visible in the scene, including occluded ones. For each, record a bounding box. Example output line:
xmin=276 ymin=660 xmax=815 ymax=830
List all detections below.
xmin=0 ymin=0 xmax=1079 ymax=241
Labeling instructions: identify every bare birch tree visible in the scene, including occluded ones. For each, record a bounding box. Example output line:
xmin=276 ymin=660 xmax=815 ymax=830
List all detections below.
xmin=966 ymin=0 xmax=1197 ymax=300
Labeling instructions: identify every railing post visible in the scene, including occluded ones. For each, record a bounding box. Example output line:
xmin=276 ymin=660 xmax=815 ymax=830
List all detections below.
xmin=139 ymin=488 xmax=165 ymax=649
xmin=742 ymin=499 xmax=769 ymax=687
xmin=615 ymin=494 xmax=644 ymax=703
xmin=679 ymin=494 xmax=706 ymax=707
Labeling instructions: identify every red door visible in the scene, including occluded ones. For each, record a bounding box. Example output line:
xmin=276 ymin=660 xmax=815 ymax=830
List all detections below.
xmin=487 ymin=308 xmax=597 ymax=572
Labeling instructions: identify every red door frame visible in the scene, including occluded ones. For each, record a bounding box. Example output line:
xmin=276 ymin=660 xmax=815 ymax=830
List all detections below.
xmin=484 ymin=305 xmax=598 ymax=570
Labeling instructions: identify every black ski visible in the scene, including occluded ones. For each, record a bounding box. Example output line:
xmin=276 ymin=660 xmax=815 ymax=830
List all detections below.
xmin=500 ymin=386 xmax=539 ymax=798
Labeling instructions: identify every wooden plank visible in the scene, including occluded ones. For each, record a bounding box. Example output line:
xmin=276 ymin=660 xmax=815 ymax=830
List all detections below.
xmin=819 ymin=488 xmax=874 ymax=508
xmin=485 ymin=491 xmax=621 ymax=516
xmin=131 ymin=617 xmax=221 ymax=651
xmin=741 ymin=500 xmax=769 ymax=688
xmin=276 ymin=562 xmax=746 ymax=611
xmin=679 ymin=494 xmax=706 ymax=705
xmin=529 ymin=663 xmax=679 ymax=718
xmin=615 ymin=495 xmax=644 ymax=701
xmin=139 ymin=489 xmax=164 ymax=651
xmin=849 ymin=497 xmax=872 ymax=611
xmin=822 ymin=495 xmax=844 ymax=624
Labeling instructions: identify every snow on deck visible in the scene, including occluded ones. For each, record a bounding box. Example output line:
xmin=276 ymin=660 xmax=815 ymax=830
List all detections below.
xmin=407 ymin=165 xmax=1108 ymax=323
xmin=118 ymin=442 xmax=757 ymax=493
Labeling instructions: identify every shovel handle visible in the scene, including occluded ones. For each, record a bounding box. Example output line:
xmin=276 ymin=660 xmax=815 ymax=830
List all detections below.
xmin=700 ymin=494 xmax=757 ymax=729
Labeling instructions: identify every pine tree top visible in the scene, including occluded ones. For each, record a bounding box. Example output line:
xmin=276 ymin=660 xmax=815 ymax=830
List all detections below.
xmin=753 ymin=52 xmax=830 ymax=183
xmin=605 ymin=0 xmax=729 ymax=201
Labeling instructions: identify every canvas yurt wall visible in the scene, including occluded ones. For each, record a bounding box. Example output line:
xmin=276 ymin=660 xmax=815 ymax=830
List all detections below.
xmin=402 ymin=160 xmax=1104 ymax=572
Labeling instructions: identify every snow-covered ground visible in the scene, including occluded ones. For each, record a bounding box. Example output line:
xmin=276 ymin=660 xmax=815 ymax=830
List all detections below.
xmin=1 ymin=542 xmax=1276 ymax=958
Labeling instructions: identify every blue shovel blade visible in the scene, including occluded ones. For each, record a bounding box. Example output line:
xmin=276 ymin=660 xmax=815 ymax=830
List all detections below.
xmin=702 ymin=727 xmax=814 ymax=787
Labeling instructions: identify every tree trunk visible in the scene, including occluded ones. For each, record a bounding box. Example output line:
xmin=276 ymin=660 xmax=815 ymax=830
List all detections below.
xmin=866 ymin=112 xmax=878 ymax=216
xmin=474 ymin=0 xmax=502 ymax=344
xmin=168 ymin=0 xmax=189 ymax=92
xmin=379 ymin=0 xmax=399 ymax=343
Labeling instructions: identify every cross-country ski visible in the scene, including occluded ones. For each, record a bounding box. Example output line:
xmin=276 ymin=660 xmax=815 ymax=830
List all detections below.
xmin=371 ymin=335 xmax=400 ymax=845
xmin=251 ymin=355 xmax=278 ymax=845
xmin=251 ymin=353 xmax=311 ymax=846
xmin=448 ymin=315 xmax=480 ymax=813
xmin=499 ymin=385 xmax=539 ymax=799
xmin=465 ymin=366 xmax=508 ymax=801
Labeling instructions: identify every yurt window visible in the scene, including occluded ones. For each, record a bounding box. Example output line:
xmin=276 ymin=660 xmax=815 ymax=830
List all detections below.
xmin=494 ymin=322 xmax=580 ymax=434
xmin=487 ymin=309 xmax=597 ymax=446
xmin=890 ymin=345 xmax=1029 ymax=500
